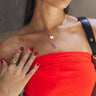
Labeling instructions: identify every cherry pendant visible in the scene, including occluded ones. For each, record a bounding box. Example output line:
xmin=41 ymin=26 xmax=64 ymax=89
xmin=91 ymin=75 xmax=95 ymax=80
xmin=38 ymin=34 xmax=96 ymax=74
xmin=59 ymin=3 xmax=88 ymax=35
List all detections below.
xmin=52 ymin=44 xmax=56 ymax=49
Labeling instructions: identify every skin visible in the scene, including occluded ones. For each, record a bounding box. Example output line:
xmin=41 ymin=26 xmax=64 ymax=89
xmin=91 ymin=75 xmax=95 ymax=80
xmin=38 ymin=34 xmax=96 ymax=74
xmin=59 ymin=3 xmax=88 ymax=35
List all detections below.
xmin=0 ymin=0 xmax=96 ymax=95
xmin=0 ymin=47 xmax=40 ymax=96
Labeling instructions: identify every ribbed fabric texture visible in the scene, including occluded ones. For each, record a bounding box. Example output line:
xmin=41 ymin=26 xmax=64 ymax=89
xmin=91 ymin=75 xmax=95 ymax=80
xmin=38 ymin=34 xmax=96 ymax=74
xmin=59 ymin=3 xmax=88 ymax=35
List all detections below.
xmin=24 ymin=52 xmax=96 ymax=96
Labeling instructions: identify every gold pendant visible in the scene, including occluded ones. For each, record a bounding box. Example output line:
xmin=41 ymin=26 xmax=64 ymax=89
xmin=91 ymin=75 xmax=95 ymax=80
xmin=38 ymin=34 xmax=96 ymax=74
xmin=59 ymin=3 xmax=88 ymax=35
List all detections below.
xmin=49 ymin=35 xmax=54 ymax=40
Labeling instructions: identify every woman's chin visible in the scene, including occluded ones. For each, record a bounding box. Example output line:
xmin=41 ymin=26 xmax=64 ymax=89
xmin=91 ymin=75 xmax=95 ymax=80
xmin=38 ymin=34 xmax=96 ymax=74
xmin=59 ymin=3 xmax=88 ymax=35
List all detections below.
xmin=45 ymin=0 xmax=71 ymax=9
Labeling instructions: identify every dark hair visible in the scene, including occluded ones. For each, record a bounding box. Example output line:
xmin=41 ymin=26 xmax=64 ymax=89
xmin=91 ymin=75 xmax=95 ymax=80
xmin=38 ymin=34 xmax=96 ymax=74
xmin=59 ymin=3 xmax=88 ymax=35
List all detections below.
xmin=23 ymin=0 xmax=69 ymax=26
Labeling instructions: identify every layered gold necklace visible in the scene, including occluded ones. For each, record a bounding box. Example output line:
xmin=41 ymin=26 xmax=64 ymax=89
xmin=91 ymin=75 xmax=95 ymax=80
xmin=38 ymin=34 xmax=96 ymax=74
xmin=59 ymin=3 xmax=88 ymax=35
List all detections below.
xmin=47 ymin=16 xmax=66 ymax=49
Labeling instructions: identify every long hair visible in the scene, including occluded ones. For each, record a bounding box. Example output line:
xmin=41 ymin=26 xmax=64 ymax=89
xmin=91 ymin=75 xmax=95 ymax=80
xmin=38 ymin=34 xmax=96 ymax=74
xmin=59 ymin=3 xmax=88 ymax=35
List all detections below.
xmin=23 ymin=0 xmax=70 ymax=26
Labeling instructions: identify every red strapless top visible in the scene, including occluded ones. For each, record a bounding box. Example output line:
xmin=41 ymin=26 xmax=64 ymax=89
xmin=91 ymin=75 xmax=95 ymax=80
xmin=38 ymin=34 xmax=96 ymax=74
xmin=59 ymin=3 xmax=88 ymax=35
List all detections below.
xmin=24 ymin=52 xmax=96 ymax=96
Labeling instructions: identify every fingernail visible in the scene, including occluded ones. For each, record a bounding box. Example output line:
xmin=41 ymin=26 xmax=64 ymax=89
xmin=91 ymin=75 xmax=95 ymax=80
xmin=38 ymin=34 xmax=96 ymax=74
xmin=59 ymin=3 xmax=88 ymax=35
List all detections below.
xmin=29 ymin=46 xmax=34 ymax=51
xmin=34 ymin=51 xmax=38 ymax=56
xmin=20 ymin=47 xmax=24 ymax=51
xmin=0 ymin=59 xmax=3 ymax=64
xmin=36 ymin=63 xmax=40 ymax=67
xmin=37 ymin=63 xmax=40 ymax=67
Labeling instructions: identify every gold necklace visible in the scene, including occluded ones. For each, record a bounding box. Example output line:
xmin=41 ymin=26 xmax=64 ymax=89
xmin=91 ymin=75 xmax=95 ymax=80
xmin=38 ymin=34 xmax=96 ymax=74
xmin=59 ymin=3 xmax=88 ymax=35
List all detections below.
xmin=48 ymin=17 xmax=66 ymax=49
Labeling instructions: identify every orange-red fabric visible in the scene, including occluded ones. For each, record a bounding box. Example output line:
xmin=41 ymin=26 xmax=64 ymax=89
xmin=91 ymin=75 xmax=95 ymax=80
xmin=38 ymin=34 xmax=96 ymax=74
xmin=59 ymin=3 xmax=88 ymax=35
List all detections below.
xmin=24 ymin=52 xmax=96 ymax=96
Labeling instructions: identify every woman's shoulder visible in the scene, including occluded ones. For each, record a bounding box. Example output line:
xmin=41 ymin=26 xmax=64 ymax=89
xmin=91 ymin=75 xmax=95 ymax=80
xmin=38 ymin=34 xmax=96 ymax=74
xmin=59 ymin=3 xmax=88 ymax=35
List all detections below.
xmin=0 ymin=25 xmax=31 ymax=50
xmin=87 ymin=17 xmax=96 ymax=29
xmin=0 ymin=31 xmax=20 ymax=63
xmin=0 ymin=29 xmax=23 ymax=48
xmin=86 ymin=17 xmax=96 ymax=39
xmin=69 ymin=15 xmax=96 ymax=38
xmin=0 ymin=25 xmax=35 ymax=63
xmin=0 ymin=27 xmax=27 ymax=63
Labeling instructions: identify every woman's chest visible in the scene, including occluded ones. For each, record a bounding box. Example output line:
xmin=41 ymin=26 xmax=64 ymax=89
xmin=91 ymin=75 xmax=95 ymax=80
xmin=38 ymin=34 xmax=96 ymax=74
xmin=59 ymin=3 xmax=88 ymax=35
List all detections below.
xmin=20 ymin=29 xmax=93 ymax=57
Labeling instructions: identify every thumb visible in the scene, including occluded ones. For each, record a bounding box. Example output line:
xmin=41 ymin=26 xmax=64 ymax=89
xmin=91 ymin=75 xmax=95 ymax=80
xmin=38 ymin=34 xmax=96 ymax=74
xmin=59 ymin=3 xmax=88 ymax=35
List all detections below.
xmin=0 ymin=59 xmax=8 ymax=77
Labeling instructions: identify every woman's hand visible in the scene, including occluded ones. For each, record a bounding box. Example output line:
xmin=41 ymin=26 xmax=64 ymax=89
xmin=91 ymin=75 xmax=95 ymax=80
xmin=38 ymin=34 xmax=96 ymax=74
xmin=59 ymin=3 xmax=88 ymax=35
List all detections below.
xmin=0 ymin=46 xmax=40 ymax=96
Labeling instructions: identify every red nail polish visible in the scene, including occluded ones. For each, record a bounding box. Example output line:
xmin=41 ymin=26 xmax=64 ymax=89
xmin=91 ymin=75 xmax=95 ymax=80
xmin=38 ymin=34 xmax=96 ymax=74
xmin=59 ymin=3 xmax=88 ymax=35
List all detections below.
xmin=0 ymin=59 xmax=3 ymax=64
xmin=29 ymin=46 xmax=34 ymax=51
xmin=34 ymin=51 xmax=38 ymax=56
xmin=20 ymin=47 xmax=24 ymax=51
xmin=37 ymin=63 xmax=40 ymax=66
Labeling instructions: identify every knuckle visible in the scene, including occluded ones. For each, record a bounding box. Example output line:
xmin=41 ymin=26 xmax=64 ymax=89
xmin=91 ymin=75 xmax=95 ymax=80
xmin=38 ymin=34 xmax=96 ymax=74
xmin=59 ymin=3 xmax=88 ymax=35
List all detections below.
xmin=26 ymin=63 xmax=31 ymax=68
xmin=30 ymin=56 xmax=35 ymax=61
xmin=13 ymin=69 xmax=20 ymax=76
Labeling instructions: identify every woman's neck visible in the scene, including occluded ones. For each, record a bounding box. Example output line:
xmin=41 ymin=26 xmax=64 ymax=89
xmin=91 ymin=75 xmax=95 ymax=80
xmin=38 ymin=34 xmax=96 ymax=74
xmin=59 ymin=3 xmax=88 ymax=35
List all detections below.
xmin=29 ymin=0 xmax=66 ymax=32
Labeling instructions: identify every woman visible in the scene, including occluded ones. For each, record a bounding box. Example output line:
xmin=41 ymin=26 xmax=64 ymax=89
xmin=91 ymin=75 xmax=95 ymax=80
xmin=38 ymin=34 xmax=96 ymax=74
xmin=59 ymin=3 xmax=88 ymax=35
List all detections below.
xmin=0 ymin=0 xmax=96 ymax=96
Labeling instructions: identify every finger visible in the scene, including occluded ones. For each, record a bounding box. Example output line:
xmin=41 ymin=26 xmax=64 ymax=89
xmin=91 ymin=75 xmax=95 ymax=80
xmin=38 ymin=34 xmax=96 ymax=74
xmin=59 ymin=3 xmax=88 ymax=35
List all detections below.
xmin=18 ymin=46 xmax=34 ymax=69
xmin=22 ymin=51 xmax=38 ymax=74
xmin=9 ymin=47 xmax=24 ymax=68
xmin=25 ymin=63 xmax=40 ymax=82
xmin=0 ymin=59 xmax=8 ymax=77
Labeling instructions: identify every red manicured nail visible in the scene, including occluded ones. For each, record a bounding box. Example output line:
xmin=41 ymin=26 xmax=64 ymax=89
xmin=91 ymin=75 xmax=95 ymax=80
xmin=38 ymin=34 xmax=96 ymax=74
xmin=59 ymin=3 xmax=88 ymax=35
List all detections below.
xmin=20 ymin=47 xmax=24 ymax=51
xmin=29 ymin=46 xmax=34 ymax=51
xmin=35 ymin=63 xmax=40 ymax=67
xmin=0 ymin=59 xmax=3 ymax=64
xmin=37 ymin=63 xmax=40 ymax=67
xmin=34 ymin=51 xmax=38 ymax=56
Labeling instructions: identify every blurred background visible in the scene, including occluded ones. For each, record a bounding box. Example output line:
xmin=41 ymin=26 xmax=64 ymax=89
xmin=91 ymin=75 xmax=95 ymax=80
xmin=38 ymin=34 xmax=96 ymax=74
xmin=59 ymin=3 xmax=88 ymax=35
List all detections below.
xmin=0 ymin=0 xmax=96 ymax=42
